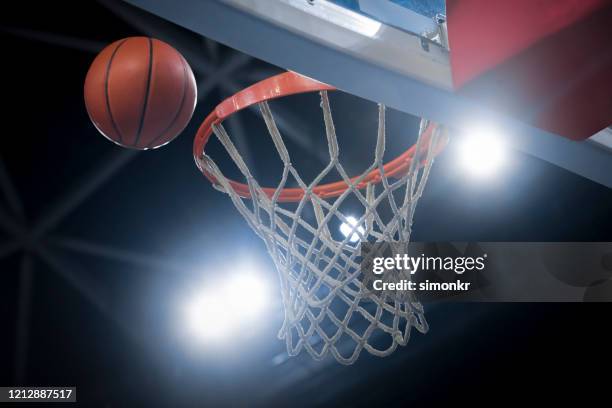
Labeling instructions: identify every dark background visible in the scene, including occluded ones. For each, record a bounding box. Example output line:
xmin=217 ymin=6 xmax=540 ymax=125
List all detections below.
xmin=1 ymin=1 xmax=611 ymax=406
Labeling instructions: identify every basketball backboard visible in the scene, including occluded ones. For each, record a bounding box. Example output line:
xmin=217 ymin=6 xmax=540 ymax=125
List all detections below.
xmin=121 ymin=0 xmax=611 ymax=187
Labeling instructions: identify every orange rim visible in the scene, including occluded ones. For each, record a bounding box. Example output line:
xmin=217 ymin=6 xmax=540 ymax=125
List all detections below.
xmin=193 ymin=71 xmax=445 ymax=202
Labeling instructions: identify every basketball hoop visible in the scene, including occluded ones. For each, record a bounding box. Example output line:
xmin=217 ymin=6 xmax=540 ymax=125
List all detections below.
xmin=193 ymin=72 xmax=448 ymax=364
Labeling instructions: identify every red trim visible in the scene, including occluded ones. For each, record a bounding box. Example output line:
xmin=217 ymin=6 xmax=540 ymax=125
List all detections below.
xmin=447 ymin=0 xmax=612 ymax=140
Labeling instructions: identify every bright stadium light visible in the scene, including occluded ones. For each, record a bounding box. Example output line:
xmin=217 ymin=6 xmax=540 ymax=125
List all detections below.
xmin=228 ymin=273 xmax=269 ymax=318
xmin=183 ymin=264 xmax=270 ymax=344
xmin=458 ymin=126 xmax=507 ymax=178
xmin=185 ymin=293 xmax=234 ymax=342
xmin=340 ymin=216 xmax=365 ymax=242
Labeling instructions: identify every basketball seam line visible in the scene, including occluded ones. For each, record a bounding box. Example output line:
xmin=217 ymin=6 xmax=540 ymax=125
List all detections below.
xmin=105 ymin=39 xmax=128 ymax=144
xmin=146 ymin=55 xmax=189 ymax=149
xmin=134 ymin=37 xmax=154 ymax=148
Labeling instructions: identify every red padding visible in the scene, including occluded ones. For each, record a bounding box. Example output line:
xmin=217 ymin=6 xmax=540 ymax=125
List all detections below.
xmin=447 ymin=0 xmax=612 ymax=140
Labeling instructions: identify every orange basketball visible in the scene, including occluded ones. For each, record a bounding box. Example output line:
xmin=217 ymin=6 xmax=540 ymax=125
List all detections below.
xmin=84 ymin=37 xmax=197 ymax=150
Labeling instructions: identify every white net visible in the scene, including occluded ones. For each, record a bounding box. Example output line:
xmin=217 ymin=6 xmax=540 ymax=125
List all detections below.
xmin=196 ymin=91 xmax=444 ymax=364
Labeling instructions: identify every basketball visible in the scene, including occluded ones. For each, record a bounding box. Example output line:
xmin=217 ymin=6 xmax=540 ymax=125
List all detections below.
xmin=84 ymin=37 xmax=197 ymax=149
